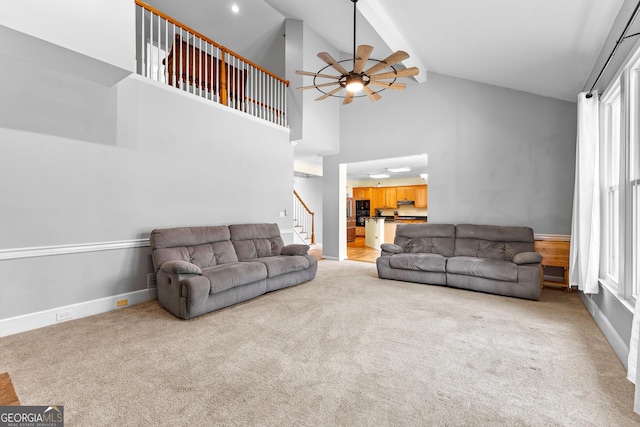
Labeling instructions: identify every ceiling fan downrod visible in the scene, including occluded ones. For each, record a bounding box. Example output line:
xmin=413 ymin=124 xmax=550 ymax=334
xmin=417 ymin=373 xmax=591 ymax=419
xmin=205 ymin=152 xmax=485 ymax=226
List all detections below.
xmin=352 ymin=0 xmax=358 ymax=71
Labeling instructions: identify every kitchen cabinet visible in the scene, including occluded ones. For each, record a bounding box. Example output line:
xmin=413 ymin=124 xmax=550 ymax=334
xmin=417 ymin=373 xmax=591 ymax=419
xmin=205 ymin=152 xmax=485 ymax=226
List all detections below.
xmin=360 ymin=184 xmax=427 ymax=210
xmin=371 ymin=188 xmax=385 ymax=210
xmin=371 ymin=187 xmax=397 ymax=209
xmin=396 ymin=186 xmax=416 ymax=202
xmin=415 ymin=185 xmax=428 ymax=208
xmin=384 ymin=187 xmax=397 ymax=208
xmin=353 ymin=187 xmax=371 ymax=200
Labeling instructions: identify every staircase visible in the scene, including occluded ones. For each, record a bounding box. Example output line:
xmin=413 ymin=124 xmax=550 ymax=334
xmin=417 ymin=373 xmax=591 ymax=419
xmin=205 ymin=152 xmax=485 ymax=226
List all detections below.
xmin=293 ymin=190 xmax=315 ymax=246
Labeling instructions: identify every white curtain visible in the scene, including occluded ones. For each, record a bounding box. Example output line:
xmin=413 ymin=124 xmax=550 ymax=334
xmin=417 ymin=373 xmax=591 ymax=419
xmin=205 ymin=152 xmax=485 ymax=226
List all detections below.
xmin=569 ymin=92 xmax=600 ymax=294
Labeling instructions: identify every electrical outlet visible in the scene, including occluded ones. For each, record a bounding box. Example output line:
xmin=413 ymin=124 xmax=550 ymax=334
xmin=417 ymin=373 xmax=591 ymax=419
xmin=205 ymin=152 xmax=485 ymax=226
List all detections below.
xmin=147 ymin=273 xmax=157 ymax=288
xmin=117 ymin=299 xmax=129 ymax=308
xmin=56 ymin=311 xmax=73 ymax=322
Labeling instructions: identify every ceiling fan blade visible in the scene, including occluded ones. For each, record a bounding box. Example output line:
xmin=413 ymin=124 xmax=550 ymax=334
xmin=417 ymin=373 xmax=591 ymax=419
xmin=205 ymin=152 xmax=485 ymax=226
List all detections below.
xmin=317 ymin=52 xmax=349 ymax=75
xmin=343 ymin=92 xmax=354 ymax=105
xmin=370 ymin=67 xmax=420 ymax=81
xmin=363 ymin=86 xmax=382 ymax=102
xmin=295 ymin=70 xmax=340 ymax=79
xmin=316 ymin=86 xmax=344 ymax=101
xmin=353 ymin=45 xmax=374 ymax=74
xmin=298 ymin=81 xmax=340 ymax=90
xmin=369 ymin=81 xmax=407 ymax=91
xmin=364 ymin=50 xmax=410 ymax=75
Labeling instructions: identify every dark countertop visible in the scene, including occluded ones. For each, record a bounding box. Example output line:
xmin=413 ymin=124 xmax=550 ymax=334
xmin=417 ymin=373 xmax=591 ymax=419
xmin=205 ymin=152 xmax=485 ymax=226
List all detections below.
xmin=375 ymin=216 xmax=427 ymax=222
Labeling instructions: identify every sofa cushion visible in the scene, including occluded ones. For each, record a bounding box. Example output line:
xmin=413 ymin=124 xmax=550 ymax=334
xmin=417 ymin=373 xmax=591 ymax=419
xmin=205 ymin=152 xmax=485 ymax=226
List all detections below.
xmin=201 ymin=262 xmax=267 ymax=294
xmin=389 ymin=253 xmax=447 ymax=273
xmin=280 ymin=244 xmax=309 ymax=256
xmin=160 ymin=260 xmax=202 ymax=275
xmin=254 ymin=256 xmax=312 ymax=277
xmin=229 ymin=223 xmax=286 ymax=260
xmin=394 ymin=224 xmax=456 ymax=257
xmin=154 ymin=241 xmax=239 ymax=270
xmin=151 ymin=226 xmax=239 ymax=270
xmin=454 ymin=224 xmax=535 ymax=261
xmin=513 ymin=251 xmax=543 ymax=265
xmin=380 ymin=243 xmax=403 ymax=254
xmin=447 ymin=256 xmax=518 ymax=282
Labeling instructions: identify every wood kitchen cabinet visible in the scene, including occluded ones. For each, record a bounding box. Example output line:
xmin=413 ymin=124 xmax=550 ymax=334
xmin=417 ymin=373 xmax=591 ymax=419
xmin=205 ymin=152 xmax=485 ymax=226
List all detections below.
xmin=353 ymin=187 xmax=371 ymax=200
xmin=371 ymin=188 xmax=385 ymax=210
xmin=415 ymin=185 xmax=428 ymax=208
xmin=371 ymin=187 xmax=397 ymax=209
xmin=358 ymin=184 xmax=427 ymax=209
xmin=396 ymin=186 xmax=416 ymax=202
xmin=384 ymin=187 xmax=397 ymax=208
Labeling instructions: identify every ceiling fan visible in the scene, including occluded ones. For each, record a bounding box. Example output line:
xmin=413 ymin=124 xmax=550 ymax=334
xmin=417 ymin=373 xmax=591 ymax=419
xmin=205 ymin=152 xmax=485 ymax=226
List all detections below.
xmin=296 ymin=0 xmax=419 ymax=105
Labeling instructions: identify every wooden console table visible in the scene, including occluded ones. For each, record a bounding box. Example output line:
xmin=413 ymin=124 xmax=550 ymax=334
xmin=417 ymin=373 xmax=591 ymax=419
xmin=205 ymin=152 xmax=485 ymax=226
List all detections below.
xmin=534 ymin=235 xmax=571 ymax=292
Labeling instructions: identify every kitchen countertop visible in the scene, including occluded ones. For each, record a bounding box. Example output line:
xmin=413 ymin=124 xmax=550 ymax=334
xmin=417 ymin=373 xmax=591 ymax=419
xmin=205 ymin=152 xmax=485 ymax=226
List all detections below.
xmin=375 ymin=216 xmax=427 ymax=222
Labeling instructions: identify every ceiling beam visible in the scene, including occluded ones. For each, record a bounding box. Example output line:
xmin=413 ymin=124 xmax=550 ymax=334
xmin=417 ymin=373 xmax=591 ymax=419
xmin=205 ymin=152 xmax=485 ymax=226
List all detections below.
xmin=357 ymin=0 xmax=427 ymax=83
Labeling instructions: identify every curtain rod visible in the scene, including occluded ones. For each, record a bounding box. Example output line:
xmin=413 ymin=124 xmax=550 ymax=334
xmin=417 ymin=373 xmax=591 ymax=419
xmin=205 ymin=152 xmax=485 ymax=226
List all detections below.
xmin=586 ymin=0 xmax=640 ymax=98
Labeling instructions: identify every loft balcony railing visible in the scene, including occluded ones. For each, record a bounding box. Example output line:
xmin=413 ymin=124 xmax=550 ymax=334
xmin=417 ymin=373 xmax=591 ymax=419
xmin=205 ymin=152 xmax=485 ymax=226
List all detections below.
xmin=135 ymin=0 xmax=288 ymax=127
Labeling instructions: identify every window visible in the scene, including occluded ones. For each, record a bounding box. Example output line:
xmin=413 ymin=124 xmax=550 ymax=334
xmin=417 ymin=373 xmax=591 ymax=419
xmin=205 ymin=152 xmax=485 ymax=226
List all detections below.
xmin=602 ymin=87 xmax=621 ymax=288
xmin=631 ymin=65 xmax=640 ymax=299
xmin=600 ymin=44 xmax=640 ymax=304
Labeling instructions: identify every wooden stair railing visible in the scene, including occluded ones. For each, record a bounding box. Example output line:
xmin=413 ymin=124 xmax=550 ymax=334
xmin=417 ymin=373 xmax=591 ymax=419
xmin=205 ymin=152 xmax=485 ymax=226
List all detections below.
xmin=293 ymin=190 xmax=315 ymax=245
xmin=135 ymin=0 xmax=289 ymax=125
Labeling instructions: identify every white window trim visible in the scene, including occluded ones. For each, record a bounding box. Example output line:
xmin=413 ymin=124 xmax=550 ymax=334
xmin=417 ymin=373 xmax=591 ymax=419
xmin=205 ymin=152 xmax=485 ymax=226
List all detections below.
xmin=598 ymin=37 xmax=640 ymax=307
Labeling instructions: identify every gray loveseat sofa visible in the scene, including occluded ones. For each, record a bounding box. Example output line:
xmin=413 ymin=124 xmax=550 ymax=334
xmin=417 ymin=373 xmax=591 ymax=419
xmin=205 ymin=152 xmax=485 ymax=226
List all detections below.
xmin=376 ymin=223 xmax=542 ymax=300
xmin=150 ymin=223 xmax=318 ymax=319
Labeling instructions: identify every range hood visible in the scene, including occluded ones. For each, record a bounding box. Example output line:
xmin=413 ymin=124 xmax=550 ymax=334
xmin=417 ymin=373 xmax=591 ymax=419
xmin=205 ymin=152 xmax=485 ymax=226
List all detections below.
xmin=397 ymin=200 xmax=415 ymax=205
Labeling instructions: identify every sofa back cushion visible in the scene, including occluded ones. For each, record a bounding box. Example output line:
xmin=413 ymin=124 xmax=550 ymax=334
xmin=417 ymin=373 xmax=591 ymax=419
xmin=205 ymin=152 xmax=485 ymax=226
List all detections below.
xmin=229 ymin=223 xmax=285 ymax=261
xmin=454 ymin=224 xmax=534 ymax=261
xmin=394 ymin=224 xmax=456 ymax=257
xmin=150 ymin=225 xmax=238 ymax=271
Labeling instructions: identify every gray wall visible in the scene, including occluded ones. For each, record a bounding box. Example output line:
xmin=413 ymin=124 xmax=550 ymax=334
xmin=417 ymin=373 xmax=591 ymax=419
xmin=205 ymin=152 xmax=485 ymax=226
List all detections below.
xmin=0 ymin=58 xmax=293 ymax=322
xmin=323 ymin=72 xmax=577 ymax=258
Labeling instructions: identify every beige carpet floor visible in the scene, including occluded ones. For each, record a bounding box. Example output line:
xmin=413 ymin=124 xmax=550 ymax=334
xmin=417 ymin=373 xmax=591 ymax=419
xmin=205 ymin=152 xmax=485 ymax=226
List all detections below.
xmin=1 ymin=260 xmax=638 ymax=426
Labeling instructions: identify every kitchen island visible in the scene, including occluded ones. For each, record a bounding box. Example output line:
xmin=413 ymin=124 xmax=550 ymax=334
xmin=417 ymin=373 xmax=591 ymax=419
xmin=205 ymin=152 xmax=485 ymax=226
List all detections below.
xmin=364 ymin=217 xmax=398 ymax=250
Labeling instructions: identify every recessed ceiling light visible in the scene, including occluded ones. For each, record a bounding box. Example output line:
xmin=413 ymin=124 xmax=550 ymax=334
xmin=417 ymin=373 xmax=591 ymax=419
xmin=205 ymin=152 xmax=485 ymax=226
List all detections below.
xmin=231 ymin=4 xmax=240 ymax=14
xmin=369 ymin=173 xmax=390 ymax=179
xmin=387 ymin=167 xmax=411 ymax=173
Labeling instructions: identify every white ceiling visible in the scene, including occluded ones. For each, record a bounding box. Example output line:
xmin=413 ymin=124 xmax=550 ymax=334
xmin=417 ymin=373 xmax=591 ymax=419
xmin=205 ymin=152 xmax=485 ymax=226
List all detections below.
xmin=146 ymin=0 xmax=627 ymax=178
xmin=150 ymin=0 xmax=625 ymax=102
xmin=265 ymin=0 xmax=626 ymax=102
xmin=346 ymin=154 xmax=428 ymax=181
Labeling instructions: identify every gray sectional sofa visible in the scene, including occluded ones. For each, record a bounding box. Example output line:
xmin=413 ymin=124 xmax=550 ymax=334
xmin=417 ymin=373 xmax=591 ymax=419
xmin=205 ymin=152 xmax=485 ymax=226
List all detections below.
xmin=377 ymin=223 xmax=542 ymax=300
xmin=150 ymin=223 xmax=317 ymax=319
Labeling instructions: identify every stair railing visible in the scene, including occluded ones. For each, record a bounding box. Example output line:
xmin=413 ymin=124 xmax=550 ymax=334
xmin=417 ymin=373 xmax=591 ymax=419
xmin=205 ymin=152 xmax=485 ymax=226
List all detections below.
xmin=135 ymin=0 xmax=289 ymax=127
xmin=293 ymin=190 xmax=315 ymax=244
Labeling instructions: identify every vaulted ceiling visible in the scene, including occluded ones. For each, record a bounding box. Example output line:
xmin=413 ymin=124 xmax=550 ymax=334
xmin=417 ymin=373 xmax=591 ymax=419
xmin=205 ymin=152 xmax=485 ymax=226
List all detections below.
xmin=152 ymin=0 xmax=627 ymax=102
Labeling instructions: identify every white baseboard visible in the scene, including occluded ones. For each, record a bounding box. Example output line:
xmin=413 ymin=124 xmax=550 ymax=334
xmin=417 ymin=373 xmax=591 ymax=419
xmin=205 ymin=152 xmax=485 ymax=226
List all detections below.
xmin=0 ymin=288 xmax=157 ymax=338
xmin=580 ymin=292 xmax=630 ymax=369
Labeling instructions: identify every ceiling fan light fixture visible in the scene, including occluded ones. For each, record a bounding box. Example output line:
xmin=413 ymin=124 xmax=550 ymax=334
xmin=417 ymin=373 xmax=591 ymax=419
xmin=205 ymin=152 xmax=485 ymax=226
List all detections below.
xmin=345 ymin=75 xmax=364 ymax=93
xmin=295 ymin=0 xmax=418 ymax=102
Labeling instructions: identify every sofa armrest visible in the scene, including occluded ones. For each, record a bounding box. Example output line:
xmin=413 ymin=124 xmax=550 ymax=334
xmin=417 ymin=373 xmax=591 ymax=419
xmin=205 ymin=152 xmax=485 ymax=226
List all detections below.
xmin=513 ymin=252 xmax=543 ymax=265
xmin=281 ymin=244 xmax=310 ymax=256
xmin=160 ymin=260 xmax=202 ymax=275
xmin=380 ymin=243 xmax=403 ymax=255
